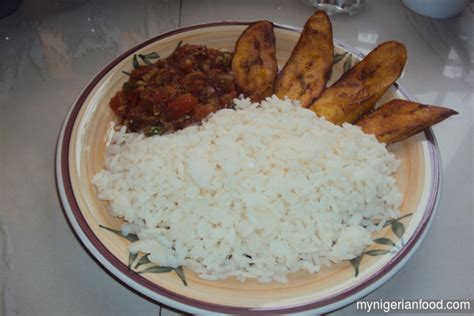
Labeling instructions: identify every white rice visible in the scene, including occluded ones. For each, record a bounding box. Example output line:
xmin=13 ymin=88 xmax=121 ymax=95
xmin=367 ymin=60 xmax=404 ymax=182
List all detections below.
xmin=92 ymin=95 xmax=403 ymax=283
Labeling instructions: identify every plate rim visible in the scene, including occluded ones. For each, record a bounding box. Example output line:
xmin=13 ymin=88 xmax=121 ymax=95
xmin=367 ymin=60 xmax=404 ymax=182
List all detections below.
xmin=55 ymin=21 xmax=442 ymax=314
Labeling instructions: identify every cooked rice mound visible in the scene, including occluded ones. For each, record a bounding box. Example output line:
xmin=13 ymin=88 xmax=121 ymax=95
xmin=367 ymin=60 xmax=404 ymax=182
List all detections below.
xmin=93 ymin=95 xmax=403 ymax=283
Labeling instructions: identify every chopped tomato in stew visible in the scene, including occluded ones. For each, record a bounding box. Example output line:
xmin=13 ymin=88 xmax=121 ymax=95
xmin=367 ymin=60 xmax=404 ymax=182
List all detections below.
xmin=110 ymin=44 xmax=236 ymax=135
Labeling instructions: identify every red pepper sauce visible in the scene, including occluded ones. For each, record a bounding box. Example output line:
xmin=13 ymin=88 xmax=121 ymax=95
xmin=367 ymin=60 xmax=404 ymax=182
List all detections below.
xmin=110 ymin=44 xmax=237 ymax=135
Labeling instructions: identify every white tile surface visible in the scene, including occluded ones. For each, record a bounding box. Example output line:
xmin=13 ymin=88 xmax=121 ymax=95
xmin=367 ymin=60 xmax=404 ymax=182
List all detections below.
xmin=1 ymin=0 xmax=473 ymax=315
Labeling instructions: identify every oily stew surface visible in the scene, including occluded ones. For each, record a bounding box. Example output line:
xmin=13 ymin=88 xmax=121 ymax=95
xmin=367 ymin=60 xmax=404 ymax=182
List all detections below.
xmin=110 ymin=44 xmax=237 ymax=135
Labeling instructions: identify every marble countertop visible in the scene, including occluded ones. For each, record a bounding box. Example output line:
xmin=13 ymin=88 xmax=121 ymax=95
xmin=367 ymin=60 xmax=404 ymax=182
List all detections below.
xmin=1 ymin=0 xmax=472 ymax=315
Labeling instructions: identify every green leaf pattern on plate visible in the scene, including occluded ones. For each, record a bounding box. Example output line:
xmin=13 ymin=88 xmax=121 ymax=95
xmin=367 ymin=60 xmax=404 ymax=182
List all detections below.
xmin=365 ymin=249 xmax=390 ymax=256
xmin=383 ymin=213 xmax=412 ymax=228
xmin=139 ymin=54 xmax=153 ymax=65
xmin=119 ymin=51 xmax=162 ymax=76
xmin=138 ymin=266 xmax=174 ymax=274
xmin=101 ymin=209 xmax=411 ymax=281
xmin=333 ymin=52 xmax=348 ymax=64
xmin=343 ymin=56 xmax=352 ymax=73
xmin=373 ymin=237 xmax=396 ymax=246
xmin=134 ymin=253 xmax=152 ymax=269
xmin=99 ymin=225 xmax=187 ymax=286
xmin=99 ymin=225 xmax=138 ymax=242
xmin=143 ymin=52 xmax=160 ymax=59
xmin=132 ymin=54 xmax=140 ymax=69
xmin=329 ymin=52 xmax=352 ymax=81
xmin=347 ymin=213 xmax=412 ymax=277
xmin=123 ymin=51 xmax=162 ymax=75
xmin=349 ymin=254 xmax=363 ymax=277
xmin=174 ymin=266 xmax=188 ymax=286
xmin=128 ymin=252 xmax=138 ymax=269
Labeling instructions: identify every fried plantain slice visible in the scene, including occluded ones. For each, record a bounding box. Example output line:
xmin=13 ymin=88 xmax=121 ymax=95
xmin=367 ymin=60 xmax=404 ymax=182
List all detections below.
xmin=232 ymin=21 xmax=278 ymax=102
xmin=356 ymin=99 xmax=458 ymax=144
xmin=310 ymin=41 xmax=407 ymax=124
xmin=274 ymin=10 xmax=334 ymax=107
